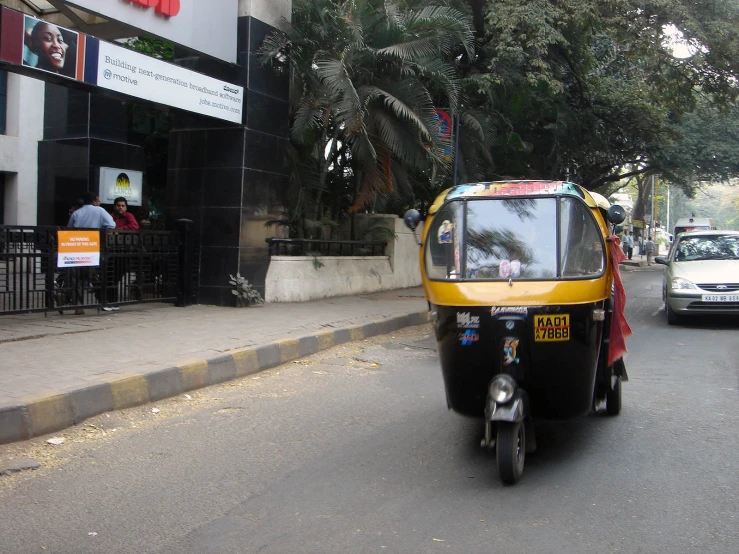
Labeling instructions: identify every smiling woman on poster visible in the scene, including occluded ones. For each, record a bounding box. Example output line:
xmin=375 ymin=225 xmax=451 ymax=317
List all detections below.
xmin=23 ymin=16 xmax=78 ymax=79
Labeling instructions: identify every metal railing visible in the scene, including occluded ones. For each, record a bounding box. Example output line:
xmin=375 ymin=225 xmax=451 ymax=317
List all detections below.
xmin=0 ymin=222 xmax=197 ymax=315
xmin=266 ymin=238 xmax=387 ymax=257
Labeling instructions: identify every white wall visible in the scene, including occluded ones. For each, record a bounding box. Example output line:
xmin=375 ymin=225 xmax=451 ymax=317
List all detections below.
xmin=265 ymin=216 xmax=423 ymax=302
xmin=239 ymin=0 xmax=292 ymax=26
xmin=0 ymin=74 xmax=44 ymax=225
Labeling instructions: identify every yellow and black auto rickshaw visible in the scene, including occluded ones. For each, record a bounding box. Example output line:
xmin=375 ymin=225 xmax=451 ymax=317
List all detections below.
xmin=403 ymin=180 xmax=630 ymax=484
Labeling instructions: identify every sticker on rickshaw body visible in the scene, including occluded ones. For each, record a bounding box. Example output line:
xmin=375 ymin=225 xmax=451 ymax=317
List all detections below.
xmin=490 ymin=306 xmax=529 ymax=318
xmin=459 ymin=330 xmax=479 ymax=345
xmin=534 ymin=314 xmax=571 ymax=341
xmin=446 ymin=181 xmax=582 ymax=200
xmin=503 ymin=337 xmax=520 ymax=365
xmin=456 ymin=312 xmax=480 ymax=329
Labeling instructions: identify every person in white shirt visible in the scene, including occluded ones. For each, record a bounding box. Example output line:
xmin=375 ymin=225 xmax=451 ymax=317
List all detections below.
xmin=623 ymin=231 xmax=634 ymax=260
xmin=68 ymin=192 xmax=115 ymax=229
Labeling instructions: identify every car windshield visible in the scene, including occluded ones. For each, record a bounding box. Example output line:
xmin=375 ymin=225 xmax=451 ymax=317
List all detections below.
xmin=674 ymin=235 xmax=739 ymax=262
xmin=425 ymin=196 xmax=605 ymax=281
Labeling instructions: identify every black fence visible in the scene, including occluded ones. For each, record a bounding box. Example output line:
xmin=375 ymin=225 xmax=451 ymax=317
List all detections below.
xmin=266 ymin=238 xmax=387 ymax=257
xmin=0 ymin=221 xmax=197 ymax=315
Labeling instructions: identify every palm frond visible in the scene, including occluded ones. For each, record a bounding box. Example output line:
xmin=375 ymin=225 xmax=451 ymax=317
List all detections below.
xmin=377 ymin=37 xmax=442 ymax=62
xmin=359 ymin=84 xmax=434 ymax=144
xmin=314 ymin=56 xmax=363 ymax=130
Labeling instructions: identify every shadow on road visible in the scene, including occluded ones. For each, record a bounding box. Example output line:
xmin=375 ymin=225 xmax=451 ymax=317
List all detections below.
xmin=446 ymin=411 xmax=620 ymax=486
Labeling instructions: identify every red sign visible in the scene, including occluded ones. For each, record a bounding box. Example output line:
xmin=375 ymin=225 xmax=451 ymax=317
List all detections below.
xmin=125 ymin=0 xmax=181 ymax=17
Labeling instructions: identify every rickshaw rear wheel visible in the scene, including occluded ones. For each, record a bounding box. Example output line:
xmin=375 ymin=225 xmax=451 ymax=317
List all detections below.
xmin=496 ymin=422 xmax=525 ymax=484
xmin=605 ymin=376 xmax=622 ymax=416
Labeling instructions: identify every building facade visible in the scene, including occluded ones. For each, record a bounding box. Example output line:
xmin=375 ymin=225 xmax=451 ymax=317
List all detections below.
xmin=0 ymin=0 xmax=292 ymax=304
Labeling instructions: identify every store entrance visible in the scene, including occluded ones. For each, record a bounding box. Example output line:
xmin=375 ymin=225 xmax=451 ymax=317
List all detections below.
xmin=39 ymin=83 xmax=171 ymax=229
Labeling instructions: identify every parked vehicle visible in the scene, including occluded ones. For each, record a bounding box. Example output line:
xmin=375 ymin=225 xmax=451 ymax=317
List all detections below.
xmin=403 ymin=181 xmax=630 ymax=484
xmin=655 ymin=230 xmax=739 ymax=325
xmin=673 ymin=217 xmax=717 ymax=237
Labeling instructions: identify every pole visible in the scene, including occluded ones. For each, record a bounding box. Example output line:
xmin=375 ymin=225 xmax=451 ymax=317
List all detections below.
xmin=650 ymin=174 xmax=655 ymax=239
xmin=666 ymin=184 xmax=671 ymax=236
xmin=452 ymin=113 xmax=461 ymax=187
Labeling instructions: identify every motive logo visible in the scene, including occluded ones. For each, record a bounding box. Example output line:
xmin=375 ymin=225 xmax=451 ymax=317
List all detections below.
xmin=104 ymin=69 xmax=112 ymax=80
xmin=124 ymin=0 xmax=181 ymax=17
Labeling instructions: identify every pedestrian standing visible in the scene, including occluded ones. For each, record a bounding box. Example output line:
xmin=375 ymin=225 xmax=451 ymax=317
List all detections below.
xmin=645 ymin=235 xmax=656 ymax=265
xmin=623 ymin=231 xmax=634 ymax=260
xmin=66 ymin=192 xmax=116 ymax=315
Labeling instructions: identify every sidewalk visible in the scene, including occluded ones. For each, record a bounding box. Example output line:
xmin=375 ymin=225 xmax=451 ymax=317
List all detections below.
xmin=0 ymin=259 xmax=653 ymax=445
xmin=0 ymin=288 xmax=429 ymax=445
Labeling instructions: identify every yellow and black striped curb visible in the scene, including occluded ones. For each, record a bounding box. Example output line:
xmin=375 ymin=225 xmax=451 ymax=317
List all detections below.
xmin=0 ymin=311 xmax=429 ymax=445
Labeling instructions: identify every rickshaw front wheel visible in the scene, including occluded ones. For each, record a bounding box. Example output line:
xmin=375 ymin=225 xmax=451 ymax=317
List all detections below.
xmin=496 ymin=422 xmax=525 ymax=485
xmin=605 ymin=376 xmax=622 ymax=416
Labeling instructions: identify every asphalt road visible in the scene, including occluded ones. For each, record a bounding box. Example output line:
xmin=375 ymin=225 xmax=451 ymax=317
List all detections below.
xmin=0 ymin=267 xmax=737 ymax=554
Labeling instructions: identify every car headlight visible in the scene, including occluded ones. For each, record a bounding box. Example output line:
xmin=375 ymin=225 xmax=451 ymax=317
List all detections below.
xmin=488 ymin=375 xmax=517 ymax=404
xmin=671 ymin=277 xmax=697 ymax=290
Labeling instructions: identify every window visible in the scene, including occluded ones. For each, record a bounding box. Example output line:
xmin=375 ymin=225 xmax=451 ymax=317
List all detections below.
xmin=675 ymin=235 xmax=739 ymax=262
xmin=425 ymin=202 xmax=464 ymax=280
xmin=465 ymin=198 xmax=557 ymax=280
xmin=0 ymin=71 xmax=7 ymax=135
xmin=560 ymin=197 xmax=605 ymax=277
xmin=424 ymin=195 xmax=606 ymax=281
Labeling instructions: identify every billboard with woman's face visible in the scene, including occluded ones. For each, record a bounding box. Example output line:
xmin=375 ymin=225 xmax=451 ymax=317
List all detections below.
xmin=23 ymin=15 xmax=78 ymax=79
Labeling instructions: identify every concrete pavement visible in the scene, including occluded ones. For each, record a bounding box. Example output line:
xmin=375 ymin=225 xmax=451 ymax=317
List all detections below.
xmin=0 ymin=287 xmax=429 ymax=445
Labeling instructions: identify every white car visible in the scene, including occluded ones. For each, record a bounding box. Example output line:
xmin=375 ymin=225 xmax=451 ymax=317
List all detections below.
xmin=655 ymin=230 xmax=739 ymax=325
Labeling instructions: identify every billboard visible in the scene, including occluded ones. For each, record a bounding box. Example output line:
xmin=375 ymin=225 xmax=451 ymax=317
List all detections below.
xmin=1 ymin=8 xmax=244 ymax=124
xmin=99 ymin=167 xmax=143 ymax=206
xmin=60 ymin=0 xmax=238 ymax=63
xmin=88 ymin=38 xmax=244 ymax=124
xmin=22 ymin=15 xmax=81 ymax=80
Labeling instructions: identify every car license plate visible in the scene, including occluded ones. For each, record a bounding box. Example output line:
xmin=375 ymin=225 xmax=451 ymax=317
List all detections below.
xmin=701 ymin=294 xmax=739 ymax=302
xmin=534 ymin=314 xmax=570 ymax=341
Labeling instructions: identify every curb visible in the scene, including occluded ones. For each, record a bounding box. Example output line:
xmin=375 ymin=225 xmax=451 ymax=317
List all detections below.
xmin=0 ymin=310 xmax=430 ymax=446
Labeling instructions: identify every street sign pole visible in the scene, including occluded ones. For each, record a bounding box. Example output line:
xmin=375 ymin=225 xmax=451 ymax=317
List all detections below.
xmin=452 ymin=113 xmax=461 ymax=187
xmin=650 ymin=174 xmax=656 ymax=238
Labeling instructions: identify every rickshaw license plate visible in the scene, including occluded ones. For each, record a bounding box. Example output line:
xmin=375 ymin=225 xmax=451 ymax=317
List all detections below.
xmin=534 ymin=314 xmax=570 ymax=341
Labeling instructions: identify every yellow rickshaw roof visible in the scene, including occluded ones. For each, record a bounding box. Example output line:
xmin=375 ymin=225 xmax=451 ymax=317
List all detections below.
xmin=428 ymin=181 xmax=605 ymax=215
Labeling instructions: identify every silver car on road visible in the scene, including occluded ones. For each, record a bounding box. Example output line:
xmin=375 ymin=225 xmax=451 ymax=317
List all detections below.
xmin=655 ymin=230 xmax=739 ymax=325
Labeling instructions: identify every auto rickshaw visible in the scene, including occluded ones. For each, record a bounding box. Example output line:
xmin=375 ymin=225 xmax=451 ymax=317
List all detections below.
xmin=403 ymin=180 xmax=630 ymax=484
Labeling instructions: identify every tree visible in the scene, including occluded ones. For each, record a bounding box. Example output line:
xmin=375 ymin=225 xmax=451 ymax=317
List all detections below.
xmin=477 ymin=0 xmax=739 ymax=189
xmin=259 ymin=0 xmax=475 ymax=236
xmin=259 ymin=0 xmax=739 ymax=237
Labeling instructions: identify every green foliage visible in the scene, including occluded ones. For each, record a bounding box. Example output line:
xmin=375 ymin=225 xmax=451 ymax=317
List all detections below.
xmin=259 ymin=0 xmax=739 ymax=236
xmin=122 ymin=36 xmax=175 ymax=60
xmin=312 ymin=256 xmax=325 ymax=270
xmin=259 ymin=0 xmax=476 ymax=232
xmin=228 ymin=274 xmax=264 ymax=307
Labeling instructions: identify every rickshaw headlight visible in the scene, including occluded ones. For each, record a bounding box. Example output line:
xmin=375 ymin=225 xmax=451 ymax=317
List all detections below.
xmin=671 ymin=277 xmax=696 ymax=290
xmin=489 ymin=376 xmax=517 ymax=404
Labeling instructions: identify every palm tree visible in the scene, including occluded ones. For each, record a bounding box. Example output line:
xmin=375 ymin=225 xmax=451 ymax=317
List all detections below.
xmin=259 ymin=0 xmax=475 ymax=236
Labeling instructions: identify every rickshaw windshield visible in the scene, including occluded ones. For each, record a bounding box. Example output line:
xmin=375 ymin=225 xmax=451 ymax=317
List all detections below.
xmin=425 ymin=196 xmax=605 ymax=281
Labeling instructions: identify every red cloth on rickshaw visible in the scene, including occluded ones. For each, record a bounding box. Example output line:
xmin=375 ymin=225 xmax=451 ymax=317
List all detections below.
xmin=608 ymin=235 xmax=632 ymax=366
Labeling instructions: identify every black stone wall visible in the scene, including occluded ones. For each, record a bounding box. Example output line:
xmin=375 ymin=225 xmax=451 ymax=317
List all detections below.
xmin=166 ymin=15 xmax=290 ymax=305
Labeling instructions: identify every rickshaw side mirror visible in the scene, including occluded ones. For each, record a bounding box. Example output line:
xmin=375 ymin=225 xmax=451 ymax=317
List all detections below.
xmin=607 ymin=205 xmax=626 ymax=225
xmin=403 ymin=209 xmax=422 ymax=231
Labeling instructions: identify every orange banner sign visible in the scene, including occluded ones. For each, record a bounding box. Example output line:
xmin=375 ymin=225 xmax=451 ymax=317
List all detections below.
xmin=57 ymin=230 xmax=101 ymax=267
